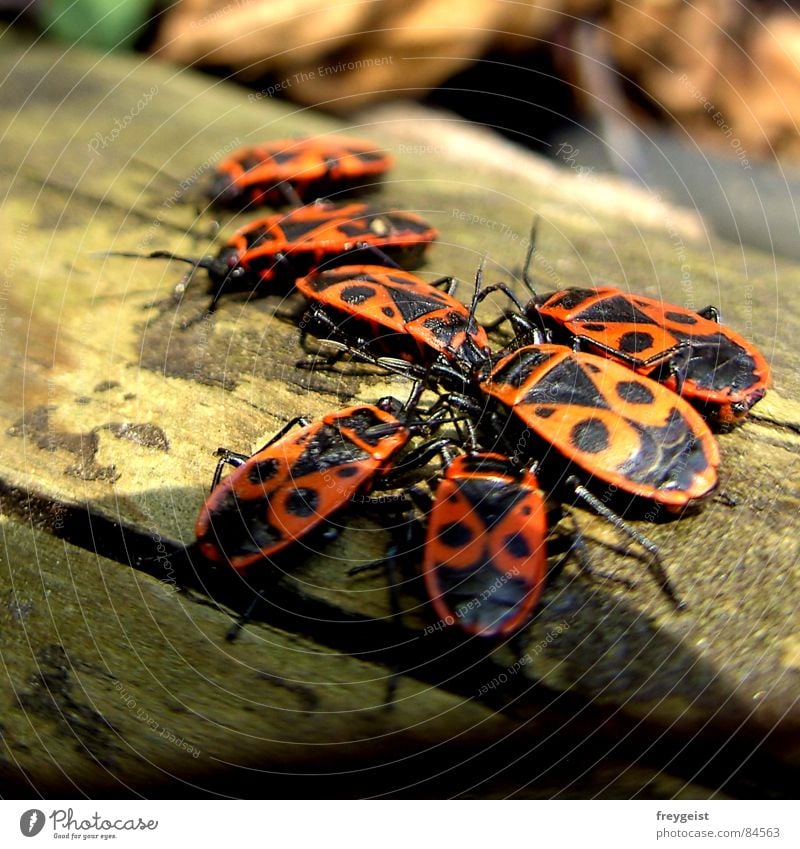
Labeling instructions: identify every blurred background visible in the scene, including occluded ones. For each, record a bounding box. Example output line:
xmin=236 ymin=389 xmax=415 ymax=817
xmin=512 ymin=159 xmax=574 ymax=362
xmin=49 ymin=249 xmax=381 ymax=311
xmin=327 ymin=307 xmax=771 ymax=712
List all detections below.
xmin=4 ymin=0 xmax=800 ymax=260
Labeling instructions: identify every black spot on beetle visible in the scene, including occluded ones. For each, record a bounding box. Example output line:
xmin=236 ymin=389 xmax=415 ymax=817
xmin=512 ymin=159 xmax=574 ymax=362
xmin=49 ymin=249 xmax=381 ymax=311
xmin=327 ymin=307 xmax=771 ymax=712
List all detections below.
xmin=665 ymin=310 xmax=698 ymax=325
xmin=619 ymin=331 xmax=654 ymax=354
xmin=575 ymin=295 xmax=658 ymax=326
xmin=548 ymin=288 xmax=596 ymax=310
xmin=248 ymin=457 xmax=281 ymax=485
xmin=270 ymin=150 xmax=298 ymax=165
xmin=570 ymin=417 xmax=610 ymax=453
xmin=203 ymin=491 xmax=285 ymax=557
xmin=503 ymin=532 xmax=531 ymax=559
xmin=439 ymin=521 xmax=474 ymax=549
xmin=340 ymin=285 xmax=377 ymax=305
xmin=616 ymin=380 xmax=655 ymax=405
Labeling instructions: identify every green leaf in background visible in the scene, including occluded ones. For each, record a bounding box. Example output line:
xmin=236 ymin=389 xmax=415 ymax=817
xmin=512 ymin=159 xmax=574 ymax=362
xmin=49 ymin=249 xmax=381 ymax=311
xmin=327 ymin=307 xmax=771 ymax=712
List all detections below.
xmin=38 ymin=0 xmax=155 ymax=50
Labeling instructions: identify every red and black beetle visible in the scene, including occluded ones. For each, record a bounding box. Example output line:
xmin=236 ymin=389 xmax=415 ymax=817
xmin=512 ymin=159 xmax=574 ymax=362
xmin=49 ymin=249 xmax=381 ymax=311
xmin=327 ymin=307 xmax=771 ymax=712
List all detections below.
xmin=529 ymin=286 xmax=771 ymax=427
xmin=294 ymin=264 xmax=492 ymax=376
xmin=490 ymin=220 xmax=772 ymax=427
xmin=421 ymin=450 xmax=548 ymax=637
xmin=208 ymin=136 xmax=393 ymax=208
xmin=101 ymin=202 xmax=437 ymax=312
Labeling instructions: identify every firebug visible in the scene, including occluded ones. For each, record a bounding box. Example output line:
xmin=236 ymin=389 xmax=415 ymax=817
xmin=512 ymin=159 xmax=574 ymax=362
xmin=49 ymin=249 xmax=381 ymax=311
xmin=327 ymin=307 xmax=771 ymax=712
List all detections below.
xmin=100 ymin=202 xmax=436 ymax=314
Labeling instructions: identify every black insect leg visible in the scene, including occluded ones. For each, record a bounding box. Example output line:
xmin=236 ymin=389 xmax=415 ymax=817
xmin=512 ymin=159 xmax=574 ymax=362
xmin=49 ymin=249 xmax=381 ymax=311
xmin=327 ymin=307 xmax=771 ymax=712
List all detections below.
xmin=546 ymin=506 xmax=594 ymax=579
xmin=296 ymin=309 xmax=352 ymax=368
xmin=225 ymin=593 xmax=263 ymax=642
xmin=569 ymin=334 xmax=696 ymax=395
xmin=663 ymin=344 xmax=694 ymax=397
xmin=430 ymin=390 xmax=486 ymax=424
xmin=209 ymin=449 xmax=249 ymax=491
xmin=210 ymin=417 xmax=312 ymax=490
xmin=374 ymin=439 xmax=454 ymax=488
xmin=352 ymin=242 xmax=401 ymax=269
xmin=551 ymin=506 xmax=637 ymax=591
xmin=468 ymin=256 xmax=545 ymax=345
xmin=473 ymin=282 xmax=527 ymax=313
xmin=297 ymin=308 xmax=430 ymax=377
xmin=428 ymin=276 xmax=460 ymax=296
xmin=296 ymin=307 xmax=375 ymax=369
xmin=226 ymin=521 xmax=339 ymax=643
xmin=257 ymin=416 xmax=313 ymax=450
xmin=570 ymin=335 xmax=692 ymax=371
xmin=348 ymin=495 xmax=429 ymax=707
xmin=566 ymin=476 xmax=685 ymax=610
xmin=275 ymin=180 xmax=305 ymax=207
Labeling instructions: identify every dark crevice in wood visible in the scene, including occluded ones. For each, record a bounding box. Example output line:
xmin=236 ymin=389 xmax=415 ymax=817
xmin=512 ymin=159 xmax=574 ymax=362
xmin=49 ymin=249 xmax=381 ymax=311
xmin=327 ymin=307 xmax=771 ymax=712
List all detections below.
xmin=747 ymin=412 xmax=800 ymax=436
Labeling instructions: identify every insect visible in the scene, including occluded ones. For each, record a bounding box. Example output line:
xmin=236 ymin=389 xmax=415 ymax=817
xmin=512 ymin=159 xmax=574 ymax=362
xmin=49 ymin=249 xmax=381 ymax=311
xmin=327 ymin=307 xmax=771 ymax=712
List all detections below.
xmin=529 ymin=286 xmax=771 ymax=427
xmin=348 ymin=444 xmax=551 ymax=640
xmin=421 ymin=450 xmax=548 ymax=637
xmin=356 ymin=437 xmax=678 ymax=641
xmin=495 ymin=221 xmax=771 ymax=427
xmin=101 ymin=202 xmax=437 ymax=313
xmin=419 ymin=448 xmax=683 ymax=630
xmin=195 ymin=394 xmax=451 ymax=572
xmin=208 ymin=136 xmax=393 ymax=208
xmin=294 ymin=265 xmax=492 ymax=377
xmin=474 ymin=343 xmax=720 ymax=515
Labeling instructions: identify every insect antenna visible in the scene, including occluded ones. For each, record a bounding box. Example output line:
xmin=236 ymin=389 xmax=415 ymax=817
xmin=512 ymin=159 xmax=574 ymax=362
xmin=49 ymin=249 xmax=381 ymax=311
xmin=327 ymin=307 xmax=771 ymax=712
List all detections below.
xmin=521 ymin=216 xmax=541 ymax=297
xmin=465 ymin=254 xmax=487 ymax=342
xmin=93 ymin=248 xmax=232 ymax=280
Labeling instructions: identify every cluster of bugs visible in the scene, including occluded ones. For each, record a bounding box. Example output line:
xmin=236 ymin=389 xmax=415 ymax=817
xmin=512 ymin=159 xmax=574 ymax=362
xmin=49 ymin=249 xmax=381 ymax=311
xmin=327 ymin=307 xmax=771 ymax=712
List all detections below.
xmin=109 ymin=135 xmax=771 ymax=642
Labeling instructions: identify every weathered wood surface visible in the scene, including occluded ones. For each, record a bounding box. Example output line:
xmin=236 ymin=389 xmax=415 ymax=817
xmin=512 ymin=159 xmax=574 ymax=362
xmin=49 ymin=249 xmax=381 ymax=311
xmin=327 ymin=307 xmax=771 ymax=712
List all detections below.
xmin=1 ymin=32 xmax=799 ymax=798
